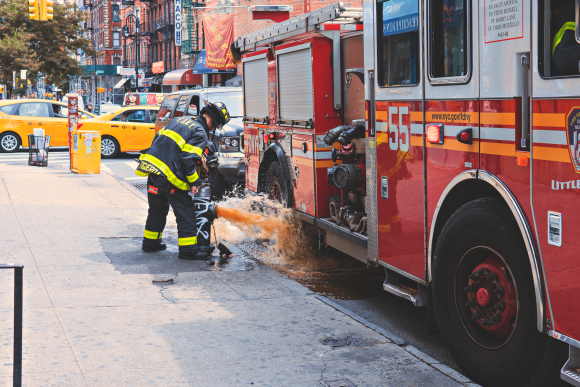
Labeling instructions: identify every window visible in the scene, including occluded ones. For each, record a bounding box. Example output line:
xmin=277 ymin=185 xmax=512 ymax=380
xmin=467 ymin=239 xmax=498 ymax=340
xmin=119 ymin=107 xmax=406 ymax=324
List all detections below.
xmin=377 ymin=0 xmax=420 ymax=86
xmin=148 ymin=109 xmax=160 ymax=121
xmin=17 ymin=103 xmax=50 ymax=117
xmin=112 ymin=109 xmax=146 ymax=122
xmin=112 ymin=5 xmax=120 ymax=21
xmin=207 ymin=92 xmax=243 ymax=117
xmin=538 ymin=0 xmax=580 ymax=77
xmin=174 ymin=95 xmax=192 ymax=118
xmin=52 ymin=104 xmax=67 ymax=118
xmin=113 ymin=31 xmax=120 ymax=47
xmin=157 ymin=94 xmax=180 ymax=122
xmin=187 ymin=96 xmax=200 ymax=116
xmin=429 ymin=0 xmax=470 ymax=81
xmin=113 ymin=57 xmax=121 ymax=65
xmin=0 ymin=104 xmax=18 ymax=115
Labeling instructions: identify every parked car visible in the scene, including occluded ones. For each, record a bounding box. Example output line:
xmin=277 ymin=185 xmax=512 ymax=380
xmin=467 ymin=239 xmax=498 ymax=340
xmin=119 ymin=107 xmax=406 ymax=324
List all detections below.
xmin=80 ymin=106 xmax=159 ymax=158
xmin=155 ymin=87 xmax=244 ymax=199
xmin=0 ymin=99 xmax=95 ymax=152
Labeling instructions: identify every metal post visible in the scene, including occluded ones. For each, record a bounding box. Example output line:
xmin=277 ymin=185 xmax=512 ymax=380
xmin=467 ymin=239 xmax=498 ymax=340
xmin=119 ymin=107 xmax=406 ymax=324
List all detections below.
xmin=13 ymin=267 xmax=22 ymax=387
xmin=0 ymin=264 xmax=23 ymax=387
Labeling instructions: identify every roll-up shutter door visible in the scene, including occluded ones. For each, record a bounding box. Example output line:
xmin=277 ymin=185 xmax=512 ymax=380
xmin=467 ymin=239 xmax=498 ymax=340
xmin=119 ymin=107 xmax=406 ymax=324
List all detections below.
xmin=243 ymin=58 xmax=268 ymax=119
xmin=278 ymin=47 xmax=313 ymax=122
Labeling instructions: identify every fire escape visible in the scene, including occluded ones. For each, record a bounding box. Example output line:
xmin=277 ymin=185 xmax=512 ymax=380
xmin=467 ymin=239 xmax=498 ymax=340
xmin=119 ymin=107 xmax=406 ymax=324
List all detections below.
xmin=182 ymin=0 xmax=205 ymax=58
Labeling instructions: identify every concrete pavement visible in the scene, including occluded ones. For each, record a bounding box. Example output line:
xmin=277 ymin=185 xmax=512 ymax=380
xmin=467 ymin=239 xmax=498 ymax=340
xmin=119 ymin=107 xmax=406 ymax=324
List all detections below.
xmin=0 ymin=162 xmax=475 ymax=386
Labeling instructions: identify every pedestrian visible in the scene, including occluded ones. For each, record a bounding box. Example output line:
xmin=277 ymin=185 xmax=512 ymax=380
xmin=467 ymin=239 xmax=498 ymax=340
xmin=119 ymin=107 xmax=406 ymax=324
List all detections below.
xmin=87 ymin=102 xmax=93 ymax=113
xmin=106 ymin=97 xmax=112 ymax=104
xmin=135 ymin=101 xmax=228 ymax=260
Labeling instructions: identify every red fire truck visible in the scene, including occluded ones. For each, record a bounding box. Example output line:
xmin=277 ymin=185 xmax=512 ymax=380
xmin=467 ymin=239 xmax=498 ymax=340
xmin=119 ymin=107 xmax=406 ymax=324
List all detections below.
xmin=234 ymin=1 xmax=580 ymax=385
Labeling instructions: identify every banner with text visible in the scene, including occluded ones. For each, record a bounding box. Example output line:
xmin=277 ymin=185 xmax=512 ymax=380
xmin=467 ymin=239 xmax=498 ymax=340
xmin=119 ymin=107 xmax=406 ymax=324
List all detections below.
xmin=203 ymin=14 xmax=236 ymax=70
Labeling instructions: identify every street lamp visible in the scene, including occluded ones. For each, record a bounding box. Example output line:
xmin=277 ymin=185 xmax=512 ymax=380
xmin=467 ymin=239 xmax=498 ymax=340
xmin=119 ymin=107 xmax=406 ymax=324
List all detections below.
xmin=124 ymin=14 xmax=140 ymax=91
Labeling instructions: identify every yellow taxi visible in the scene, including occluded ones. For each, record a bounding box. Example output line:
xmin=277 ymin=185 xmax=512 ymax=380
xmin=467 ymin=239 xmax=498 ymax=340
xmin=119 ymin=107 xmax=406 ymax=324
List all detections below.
xmin=80 ymin=105 xmax=160 ymax=158
xmin=0 ymin=99 xmax=95 ymax=152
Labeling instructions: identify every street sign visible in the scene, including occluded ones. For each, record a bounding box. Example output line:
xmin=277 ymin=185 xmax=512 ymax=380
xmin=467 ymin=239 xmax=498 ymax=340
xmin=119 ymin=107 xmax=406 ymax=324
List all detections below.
xmin=175 ymin=0 xmax=182 ymax=46
xmin=20 ymin=70 xmax=27 ymax=80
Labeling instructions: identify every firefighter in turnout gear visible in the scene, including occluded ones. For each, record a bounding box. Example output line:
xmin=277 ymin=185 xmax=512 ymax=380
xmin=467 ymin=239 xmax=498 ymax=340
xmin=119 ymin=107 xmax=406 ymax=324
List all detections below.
xmin=136 ymin=101 xmax=230 ymax=260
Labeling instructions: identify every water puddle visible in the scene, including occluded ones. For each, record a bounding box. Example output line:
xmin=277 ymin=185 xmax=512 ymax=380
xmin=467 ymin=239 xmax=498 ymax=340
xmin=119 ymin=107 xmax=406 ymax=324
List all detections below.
xmin=211 ymin=195 xmax=385 ymax=300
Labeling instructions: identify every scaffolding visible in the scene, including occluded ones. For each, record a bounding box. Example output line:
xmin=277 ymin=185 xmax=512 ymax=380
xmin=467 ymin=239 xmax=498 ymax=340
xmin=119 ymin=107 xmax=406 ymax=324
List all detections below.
xmin=182 ymin=0 xmax=205 ymax=55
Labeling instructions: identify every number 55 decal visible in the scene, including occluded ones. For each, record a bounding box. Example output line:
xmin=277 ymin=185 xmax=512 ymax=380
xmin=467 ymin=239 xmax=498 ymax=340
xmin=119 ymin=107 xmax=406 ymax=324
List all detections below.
xmin=388 ymin=106 xmax=409 ymax=152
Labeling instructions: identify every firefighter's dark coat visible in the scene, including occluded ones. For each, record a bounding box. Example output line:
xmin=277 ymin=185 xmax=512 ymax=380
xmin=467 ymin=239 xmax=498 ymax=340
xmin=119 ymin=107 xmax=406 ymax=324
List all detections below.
xmin=135 ymin=116 xmax=209 ymax=190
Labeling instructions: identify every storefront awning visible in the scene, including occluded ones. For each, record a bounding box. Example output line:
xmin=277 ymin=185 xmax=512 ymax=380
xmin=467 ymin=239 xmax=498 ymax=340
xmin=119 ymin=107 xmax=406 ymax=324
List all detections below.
xmin=191 ymin=50 xmax=236 ymax=74
xmin=113 ymin=78 xmax=127 ymax=89
xmin=162 ymin=69 xmax=203 ymax=86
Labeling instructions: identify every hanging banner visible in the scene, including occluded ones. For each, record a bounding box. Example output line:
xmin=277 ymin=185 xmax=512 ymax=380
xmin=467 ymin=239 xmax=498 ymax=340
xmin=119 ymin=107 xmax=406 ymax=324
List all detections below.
xmin=203 ymin=14 xmax=236 ymax=70
xmin=175 ymin=0 xmax=182 ymax=46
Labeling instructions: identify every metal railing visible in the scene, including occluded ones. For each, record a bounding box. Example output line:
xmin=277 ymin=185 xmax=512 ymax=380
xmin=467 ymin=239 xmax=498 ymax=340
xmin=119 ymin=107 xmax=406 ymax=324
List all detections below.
xmin=0 ymin=264 xmax=23 ymax=387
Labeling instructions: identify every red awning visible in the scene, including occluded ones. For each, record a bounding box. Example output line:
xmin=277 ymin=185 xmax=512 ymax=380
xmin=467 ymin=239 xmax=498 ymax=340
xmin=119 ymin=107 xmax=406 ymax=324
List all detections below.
xmin=162 ymin=69 xmax=203 ymax=85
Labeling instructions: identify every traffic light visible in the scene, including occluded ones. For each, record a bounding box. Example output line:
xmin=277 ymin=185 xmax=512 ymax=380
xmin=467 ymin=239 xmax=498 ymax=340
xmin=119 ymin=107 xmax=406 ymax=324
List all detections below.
xmin=0 ymin=86 xmax=4 ymax=93
xmin=39 ymin=0 xmax=53 ymax=20
xmin=46 ymin=0 xmax=53 ymax=20
xmin=97 ymin=87 xmax=104 ymax=94
xmin=29 ymin=0 xmax=39 ymax=20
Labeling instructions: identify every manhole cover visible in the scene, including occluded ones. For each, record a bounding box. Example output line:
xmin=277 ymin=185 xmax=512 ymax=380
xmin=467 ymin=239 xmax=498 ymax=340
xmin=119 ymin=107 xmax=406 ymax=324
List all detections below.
xmin=134 ymin=183 xmax=148 ymax=190
xmin=321 ymin=379 xmax=356 ymax=387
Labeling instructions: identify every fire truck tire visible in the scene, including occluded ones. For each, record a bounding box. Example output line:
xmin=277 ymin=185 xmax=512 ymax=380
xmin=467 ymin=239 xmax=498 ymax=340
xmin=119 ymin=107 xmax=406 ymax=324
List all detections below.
xmin=432 ymin=197 xmax=567 ymax=387
xmin=264 ymin=161 xmax=291 ymax=207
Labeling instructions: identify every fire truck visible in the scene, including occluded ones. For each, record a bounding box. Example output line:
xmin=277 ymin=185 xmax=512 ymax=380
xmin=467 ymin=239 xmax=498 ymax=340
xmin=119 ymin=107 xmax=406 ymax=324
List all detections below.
xmin=234 ymin=1 xmax=580 ymax=385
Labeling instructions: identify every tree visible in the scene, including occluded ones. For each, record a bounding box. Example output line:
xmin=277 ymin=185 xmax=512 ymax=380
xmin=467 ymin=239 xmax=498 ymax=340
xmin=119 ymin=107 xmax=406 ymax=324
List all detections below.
xmin=0 ymin=0 xmax=97 ymax=93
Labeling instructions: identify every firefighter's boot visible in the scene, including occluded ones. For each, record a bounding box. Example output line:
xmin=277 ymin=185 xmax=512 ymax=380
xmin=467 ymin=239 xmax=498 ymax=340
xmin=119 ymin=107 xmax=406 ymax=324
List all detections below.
xmin=142 ymin=239 xmax=167 ymax=252
xmin=178 ymin=249 xmax=209 ymax=260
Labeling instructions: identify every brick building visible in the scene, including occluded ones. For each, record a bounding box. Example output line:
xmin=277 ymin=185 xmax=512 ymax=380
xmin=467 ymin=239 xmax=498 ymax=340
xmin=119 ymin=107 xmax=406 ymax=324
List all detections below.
xmin=85 ymin=0 xmax=123 ymax=65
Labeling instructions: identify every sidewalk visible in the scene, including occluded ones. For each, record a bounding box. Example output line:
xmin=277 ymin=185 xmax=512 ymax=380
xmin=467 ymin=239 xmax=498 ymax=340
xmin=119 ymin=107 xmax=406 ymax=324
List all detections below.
xmin=0 ymin=162 xmax=475 ymax=386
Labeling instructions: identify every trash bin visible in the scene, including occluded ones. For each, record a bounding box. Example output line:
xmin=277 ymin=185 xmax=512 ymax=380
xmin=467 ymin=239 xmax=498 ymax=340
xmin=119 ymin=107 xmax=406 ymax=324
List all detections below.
xmin=70 ymin=130 xmax=101 ymax=174
xmin=27 ymin=134 xmax=51 ymax=167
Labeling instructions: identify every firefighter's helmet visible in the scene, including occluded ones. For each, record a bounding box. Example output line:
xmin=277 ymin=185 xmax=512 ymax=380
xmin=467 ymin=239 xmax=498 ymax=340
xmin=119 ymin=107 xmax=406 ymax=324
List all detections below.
xmin=202 ymin=100 xmax=231 ymax=128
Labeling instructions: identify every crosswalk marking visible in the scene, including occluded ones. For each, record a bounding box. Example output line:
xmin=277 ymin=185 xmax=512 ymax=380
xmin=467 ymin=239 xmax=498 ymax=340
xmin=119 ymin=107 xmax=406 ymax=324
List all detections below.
xmin=124 ymin=176 xmax=146 ymax=180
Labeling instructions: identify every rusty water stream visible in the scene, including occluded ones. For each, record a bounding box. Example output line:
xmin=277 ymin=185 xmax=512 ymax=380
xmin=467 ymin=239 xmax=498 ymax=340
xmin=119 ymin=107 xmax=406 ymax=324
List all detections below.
xmin=213 ymin=197 xmax=384 ymax=300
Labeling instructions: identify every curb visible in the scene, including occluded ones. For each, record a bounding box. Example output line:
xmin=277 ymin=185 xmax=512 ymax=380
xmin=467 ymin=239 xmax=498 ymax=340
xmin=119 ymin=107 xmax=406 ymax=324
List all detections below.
xmin=314 ymin=295 xmax=479 ymax=387
xmin=315 ymin=294 xmax=407 ymax=346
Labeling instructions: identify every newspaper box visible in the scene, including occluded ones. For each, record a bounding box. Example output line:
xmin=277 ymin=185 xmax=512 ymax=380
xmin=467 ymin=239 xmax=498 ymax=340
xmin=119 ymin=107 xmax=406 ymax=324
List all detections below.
xmin=71 ymin=130 xmax=100 ymax=174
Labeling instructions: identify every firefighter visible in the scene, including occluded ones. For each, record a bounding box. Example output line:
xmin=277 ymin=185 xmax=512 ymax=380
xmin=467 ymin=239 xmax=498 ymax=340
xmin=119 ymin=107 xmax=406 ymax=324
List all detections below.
xmin=136 ymin=101 xmax=229 ymax=260
xmin=552 ymin=2 xmax=580 ymax=75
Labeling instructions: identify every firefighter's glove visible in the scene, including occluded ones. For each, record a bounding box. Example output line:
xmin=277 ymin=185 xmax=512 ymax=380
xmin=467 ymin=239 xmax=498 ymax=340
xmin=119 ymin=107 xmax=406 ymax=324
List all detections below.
xmin=206 ymin=155 xmax=219 ymax=177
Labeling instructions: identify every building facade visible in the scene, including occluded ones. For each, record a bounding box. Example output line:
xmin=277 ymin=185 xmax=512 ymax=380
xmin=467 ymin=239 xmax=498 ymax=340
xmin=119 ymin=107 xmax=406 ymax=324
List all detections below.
xmin=85 ymin=0 xmax=123 ymax=65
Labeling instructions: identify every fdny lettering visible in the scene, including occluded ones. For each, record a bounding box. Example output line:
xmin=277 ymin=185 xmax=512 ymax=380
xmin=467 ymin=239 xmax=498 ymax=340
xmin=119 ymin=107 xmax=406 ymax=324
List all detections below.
xmin=552 ymin=180 xmax=580 ymax=190
xmin=247 ymin=134 xmax=259 ymax=155
xmin=176 ymin=117 xmax=196 ymax=128
xmin=139 ymin=161 xmax=161 ymax=175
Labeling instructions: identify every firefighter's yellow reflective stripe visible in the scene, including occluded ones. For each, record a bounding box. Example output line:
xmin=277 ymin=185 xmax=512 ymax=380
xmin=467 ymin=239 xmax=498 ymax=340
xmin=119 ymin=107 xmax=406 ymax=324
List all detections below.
xmin=183 ymin=143 xmax=203 ymax=156
xmin=144 ymin=230 xmax=162 ymax=240
xmin=135 ymin=169 xmax=148 ymax=177
xmin=138 ymin=154 xmax=189 ymax=190
xmin=553 ymin=21 xmax=575 ymax=54
xmin=159 ymin=129 xmax=203 ymax=156
xmin=178 ymin=236 xmax=197 ymax=246
xmin=186 ymin=171 xmax=199 ymax=183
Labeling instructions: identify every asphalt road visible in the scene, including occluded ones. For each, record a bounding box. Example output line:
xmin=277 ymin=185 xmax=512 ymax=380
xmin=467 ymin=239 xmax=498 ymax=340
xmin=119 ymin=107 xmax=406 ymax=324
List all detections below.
xmin=0 ymin=148 xmax=463 ymax=375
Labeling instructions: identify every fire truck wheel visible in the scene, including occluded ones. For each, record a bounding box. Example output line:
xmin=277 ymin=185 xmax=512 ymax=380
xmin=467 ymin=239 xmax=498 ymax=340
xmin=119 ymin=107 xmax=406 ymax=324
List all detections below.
xmin=432 ymin=197 xmax=567 ymax=387
xmin=264 ymin=161 xmax=290 ymax=207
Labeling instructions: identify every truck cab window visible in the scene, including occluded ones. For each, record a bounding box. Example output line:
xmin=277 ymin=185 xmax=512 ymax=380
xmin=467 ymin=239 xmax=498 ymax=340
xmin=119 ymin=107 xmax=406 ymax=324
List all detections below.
xmin=429 ymin=0 xmax=469 ymax=81
xmin=539 ymin=0 xmax=580 ymax=77
xmin=377 ymin=0 xmax=420 ymax=86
